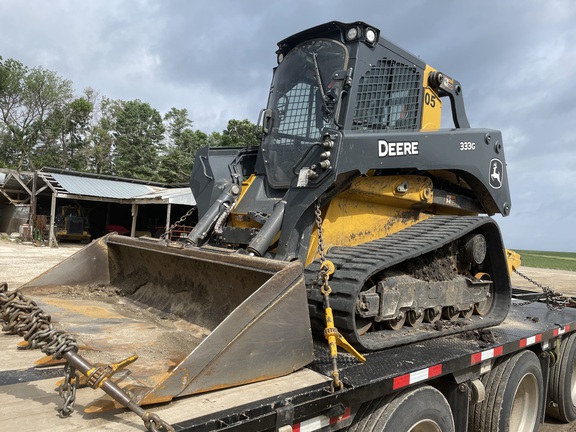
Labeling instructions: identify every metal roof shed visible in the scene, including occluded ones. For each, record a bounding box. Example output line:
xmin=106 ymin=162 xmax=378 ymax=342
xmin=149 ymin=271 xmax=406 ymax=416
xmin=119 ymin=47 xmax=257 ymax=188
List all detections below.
xmin=128 ymin=188 xmax=196 ymax=238
xmin=27 ymin=168 xmax=195 ymax=245
xmin=37 ymin=169 xmax=166 ymax=202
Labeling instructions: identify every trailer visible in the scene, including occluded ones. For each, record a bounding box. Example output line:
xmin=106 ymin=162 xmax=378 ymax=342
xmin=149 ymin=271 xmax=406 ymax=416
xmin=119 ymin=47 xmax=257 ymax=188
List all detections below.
xmin=1 ymin=289 xmax=575 ymax=432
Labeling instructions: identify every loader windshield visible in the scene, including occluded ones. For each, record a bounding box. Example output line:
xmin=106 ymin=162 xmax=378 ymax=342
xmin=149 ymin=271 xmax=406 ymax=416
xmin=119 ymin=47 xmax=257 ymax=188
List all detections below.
xmin=262 ymin=39 xmax=348 ymax=188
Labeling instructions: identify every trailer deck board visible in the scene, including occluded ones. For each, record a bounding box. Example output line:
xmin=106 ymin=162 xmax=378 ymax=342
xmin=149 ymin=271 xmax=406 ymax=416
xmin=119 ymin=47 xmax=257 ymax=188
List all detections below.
xmin=0 ymin=330 xmax=329 ymax=431
xmin=2 ymin=299 xmax=576 ymax=431
xmin=169 ymin=299 xmax=576 ymax=431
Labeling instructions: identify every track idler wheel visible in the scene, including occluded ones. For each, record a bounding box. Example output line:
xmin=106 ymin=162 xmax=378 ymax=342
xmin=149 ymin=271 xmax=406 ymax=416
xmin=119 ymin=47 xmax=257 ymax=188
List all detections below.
xmin=356 ymin=319 xmax=373 ymax=335
xmin=406 ymin=309 xmax=424 ymax=327
xmin=383 ymin=313 xmax=406 ymax=330
xmin=442 ymin=306 xmax=460 ymax=322
xmin=461 ymin=234 xmax=487 ymax=266
xmin=424 ymin=306 xmax=442 ymax=323
xmin=460 ymin=304 xmax=474 ymax=319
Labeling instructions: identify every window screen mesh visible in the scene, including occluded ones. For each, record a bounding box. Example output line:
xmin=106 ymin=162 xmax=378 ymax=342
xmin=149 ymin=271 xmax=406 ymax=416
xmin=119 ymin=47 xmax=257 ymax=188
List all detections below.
xmin=277 ymin=82 xmax=318 ymax=141
xmin=352 ymin=59 xmax=421 ymax=131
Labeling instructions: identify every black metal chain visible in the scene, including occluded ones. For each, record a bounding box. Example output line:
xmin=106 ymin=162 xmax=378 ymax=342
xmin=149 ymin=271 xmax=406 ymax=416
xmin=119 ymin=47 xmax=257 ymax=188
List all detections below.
xmin=513 ymin=269 xmax=571 ymax=311
xmin=314 ymin=204 xmax=330 ymax=295
xmin=314 ymin=202 xmax=343 ymax=391
xmin=144 ymin=412 xmax=175 ymax=432
xmin=160 ymin=206 xmax=196 ymax=240
xmin=0 ymin=282 xmax=79 ymax=414
xmin=0 ymin=285 xmax=78 ymax=357
xmin=0 ymin=282 xmax=175 ymax=431
xmin=58 ymin=363 xmax=79 ymax=417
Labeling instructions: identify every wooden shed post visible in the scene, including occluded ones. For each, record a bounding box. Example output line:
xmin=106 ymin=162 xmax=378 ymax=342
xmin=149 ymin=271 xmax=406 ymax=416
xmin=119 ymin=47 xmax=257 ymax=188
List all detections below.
xmin=130 ymin=203 xmax=139 ymax=237
xmin=165 ymin=203 xmax=172 ymax=238
xmin=49 ymin=193 xmax=57 ymax=247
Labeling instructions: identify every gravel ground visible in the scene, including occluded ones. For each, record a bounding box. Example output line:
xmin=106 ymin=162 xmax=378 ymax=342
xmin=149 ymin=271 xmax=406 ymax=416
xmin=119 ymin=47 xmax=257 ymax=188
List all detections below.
xmin=1 ymin=238 xmax=575 ymax=430
xmin=0 ymin=238 xmax=83 ymax=289
xmin=511 ymin=267 xmax=576 ymax=297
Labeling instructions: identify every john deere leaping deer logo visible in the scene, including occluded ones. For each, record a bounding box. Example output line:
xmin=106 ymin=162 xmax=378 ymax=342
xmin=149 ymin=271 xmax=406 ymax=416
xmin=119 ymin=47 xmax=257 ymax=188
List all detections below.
xmin=489 ymin=159 xmax=503 ymax=189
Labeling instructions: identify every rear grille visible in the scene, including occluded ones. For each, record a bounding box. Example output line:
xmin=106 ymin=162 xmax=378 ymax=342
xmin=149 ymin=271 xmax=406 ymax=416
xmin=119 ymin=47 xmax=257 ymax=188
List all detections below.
xmin=352 ymin=59 xmax=421 ymax=131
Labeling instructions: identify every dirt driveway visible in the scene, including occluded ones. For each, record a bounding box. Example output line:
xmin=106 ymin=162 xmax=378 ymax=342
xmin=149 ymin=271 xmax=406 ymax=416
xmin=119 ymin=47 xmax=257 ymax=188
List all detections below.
xmin=1 ymin=239 xmax=576 ymax=431
xmin=0 ymin=239 xmax=83 ymax=288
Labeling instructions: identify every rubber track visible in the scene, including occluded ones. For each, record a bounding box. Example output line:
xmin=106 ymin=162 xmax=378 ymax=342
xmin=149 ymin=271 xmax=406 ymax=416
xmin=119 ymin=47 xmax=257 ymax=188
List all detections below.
xmin=306 ymin=215 xmax=503 ymax=351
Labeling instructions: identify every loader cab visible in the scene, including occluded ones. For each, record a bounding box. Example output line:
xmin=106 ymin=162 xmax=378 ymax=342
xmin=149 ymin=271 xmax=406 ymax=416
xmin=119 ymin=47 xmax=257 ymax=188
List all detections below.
xmin=259 ymin=21 xmax=427 ymax=189
xmin=260 ymin=37 xmax=348 ymax=188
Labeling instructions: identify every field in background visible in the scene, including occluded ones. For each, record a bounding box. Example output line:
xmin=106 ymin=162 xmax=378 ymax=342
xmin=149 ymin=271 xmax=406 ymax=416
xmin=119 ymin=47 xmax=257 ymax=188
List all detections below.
xmin=515 ymin=250 xmax=576 ymax=272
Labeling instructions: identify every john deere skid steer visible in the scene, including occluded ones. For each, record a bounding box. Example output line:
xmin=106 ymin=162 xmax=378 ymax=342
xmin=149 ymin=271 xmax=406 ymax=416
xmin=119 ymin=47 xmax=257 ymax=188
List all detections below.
xmin=0 ymin=21 xmax=511 ymax=431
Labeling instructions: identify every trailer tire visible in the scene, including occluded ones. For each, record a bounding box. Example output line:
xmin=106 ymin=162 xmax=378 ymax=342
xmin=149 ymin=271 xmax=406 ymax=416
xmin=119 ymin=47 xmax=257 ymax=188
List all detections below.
xmin=547 ymin=333 xmax=576 ymax=422
xmin=348 ymin=385 xmax=455 ymax=431
xmin=469 ymin=350 xmax=543 ymax=432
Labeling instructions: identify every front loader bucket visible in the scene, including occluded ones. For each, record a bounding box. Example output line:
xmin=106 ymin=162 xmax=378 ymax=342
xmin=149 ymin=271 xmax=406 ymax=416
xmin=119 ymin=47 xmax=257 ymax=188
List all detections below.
xmin=19 ymin=234 xmax=314 ymax=409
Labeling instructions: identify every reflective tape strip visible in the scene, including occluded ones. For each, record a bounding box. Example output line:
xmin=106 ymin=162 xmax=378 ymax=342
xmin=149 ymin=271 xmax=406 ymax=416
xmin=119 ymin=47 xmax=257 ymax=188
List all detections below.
xmin=471 ymin=345 xmax=504 ymax=364
xmin=292 ymin=407 xmax=351 ymax=432
xmin=292 ymin=415 xmax=329 ymax=432
xmin=553 ymin=325 xmax=570 ymax=337
xmin=392 ymin=364 xmax=442 ymax=390
xmin=520 ymin=334 xmax=542 ymax=347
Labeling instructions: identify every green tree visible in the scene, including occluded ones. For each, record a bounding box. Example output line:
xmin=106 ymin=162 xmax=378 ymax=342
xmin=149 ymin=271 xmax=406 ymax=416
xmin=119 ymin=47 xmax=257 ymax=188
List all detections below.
xmin=158 ymin=108 xmax=212 ymax=183
xmin=0 ymin=58 xmax=73 ymax=170
xmin=87 ymin=95 xmax=119 ymax=175
xmin=0 ymin=129 xmax=18 ymax=169
xmin=219 ymin=119 xmax=261 ymax=147
xmin=66 ymin=97 xmax=93 ymax=169
xmin=113 ymin=99 xmax=164 ymax=180
xmin=158 ymin=108 xmax=192 ymax=183
xmin=34 ymin=96 xmax=93 ymax=170
xmin=163 ymin=108 xmax=193 ymax=148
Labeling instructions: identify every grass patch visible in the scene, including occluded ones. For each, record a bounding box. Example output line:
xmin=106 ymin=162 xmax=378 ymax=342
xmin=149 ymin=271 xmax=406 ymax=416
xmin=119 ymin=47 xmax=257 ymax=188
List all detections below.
xmin=514 ymin=250 xmax=576 ymax=272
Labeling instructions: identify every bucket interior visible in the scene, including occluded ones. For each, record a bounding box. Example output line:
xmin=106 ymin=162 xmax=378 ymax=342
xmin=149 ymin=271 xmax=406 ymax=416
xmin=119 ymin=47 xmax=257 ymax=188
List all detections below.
xmin=18 ymin=235 xmax=314 ymax=407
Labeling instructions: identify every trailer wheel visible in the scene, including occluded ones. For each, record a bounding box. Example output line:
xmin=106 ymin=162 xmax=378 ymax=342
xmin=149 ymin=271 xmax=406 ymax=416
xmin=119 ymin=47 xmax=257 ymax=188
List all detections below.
xmin=547 ymin=333 xmax=576 ymax=422
xmin=348 ymin=385 xmax=455 ymax=431
xmin=469 ymin=350 xmax=543 ymax=432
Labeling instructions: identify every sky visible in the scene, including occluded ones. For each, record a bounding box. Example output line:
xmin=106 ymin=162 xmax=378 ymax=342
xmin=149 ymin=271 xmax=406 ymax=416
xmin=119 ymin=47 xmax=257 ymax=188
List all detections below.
xmin=0 ymin=0 xmax=575 ymax=252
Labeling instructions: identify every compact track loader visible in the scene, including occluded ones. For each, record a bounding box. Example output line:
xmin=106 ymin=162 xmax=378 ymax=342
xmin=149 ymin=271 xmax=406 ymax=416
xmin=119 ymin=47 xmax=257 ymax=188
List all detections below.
xmin=187 ymin=21 xmax=511 ymax=350
xmin=0 ymin=21 xmax=512 ymax=430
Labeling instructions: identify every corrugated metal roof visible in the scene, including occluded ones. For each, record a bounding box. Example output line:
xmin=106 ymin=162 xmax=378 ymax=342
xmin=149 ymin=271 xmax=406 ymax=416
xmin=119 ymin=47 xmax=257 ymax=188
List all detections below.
xmin=51 ymin=173 xmax=158 ymax=199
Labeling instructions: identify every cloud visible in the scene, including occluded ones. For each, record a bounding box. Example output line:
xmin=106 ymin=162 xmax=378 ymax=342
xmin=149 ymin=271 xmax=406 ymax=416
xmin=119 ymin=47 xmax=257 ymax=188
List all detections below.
xmin=1 ymin=0 xmax=575 ymax=251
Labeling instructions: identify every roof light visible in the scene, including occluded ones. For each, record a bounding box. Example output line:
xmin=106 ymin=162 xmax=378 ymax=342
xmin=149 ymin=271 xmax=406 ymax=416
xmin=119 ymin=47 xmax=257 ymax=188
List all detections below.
xmin=365 ymin=27 xmax=377 ymax=45
xmin=346 ymin=26 xmax=359 ymax=41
